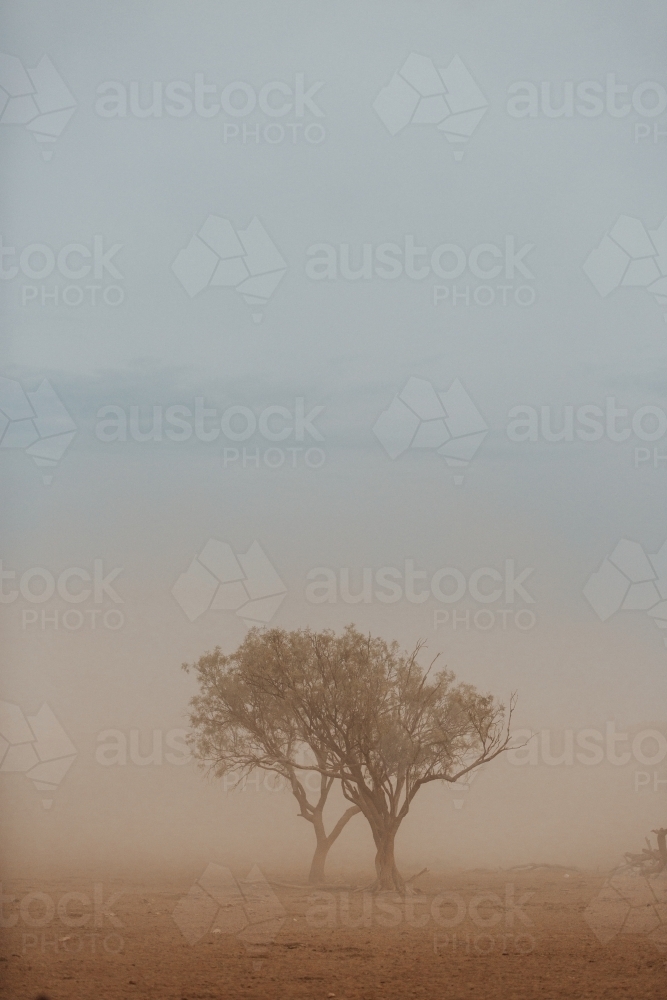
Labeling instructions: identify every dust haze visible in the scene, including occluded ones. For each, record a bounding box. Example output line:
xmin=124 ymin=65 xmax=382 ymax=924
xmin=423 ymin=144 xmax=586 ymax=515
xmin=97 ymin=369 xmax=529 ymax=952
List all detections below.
xmin=2 ymin=1 xmax=666 ymax=998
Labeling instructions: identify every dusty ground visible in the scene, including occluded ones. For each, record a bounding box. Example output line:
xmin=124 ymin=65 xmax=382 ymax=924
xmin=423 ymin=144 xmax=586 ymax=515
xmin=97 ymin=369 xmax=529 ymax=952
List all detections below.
xmin=1 ymin=868 xmax=665 ymax=999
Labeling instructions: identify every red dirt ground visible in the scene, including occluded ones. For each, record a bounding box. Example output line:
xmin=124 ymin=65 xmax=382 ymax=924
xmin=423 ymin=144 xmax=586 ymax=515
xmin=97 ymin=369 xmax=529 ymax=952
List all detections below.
xmin=1 ymin=869 xmax=665 ymax=999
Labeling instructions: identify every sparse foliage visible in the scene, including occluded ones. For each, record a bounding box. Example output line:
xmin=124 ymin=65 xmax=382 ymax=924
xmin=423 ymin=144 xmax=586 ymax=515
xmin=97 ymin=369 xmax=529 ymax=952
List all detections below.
xmin=182 ymin=644 xmax=359 ymax=884
xmin=185 ymin=625 xmax=516 ymax=891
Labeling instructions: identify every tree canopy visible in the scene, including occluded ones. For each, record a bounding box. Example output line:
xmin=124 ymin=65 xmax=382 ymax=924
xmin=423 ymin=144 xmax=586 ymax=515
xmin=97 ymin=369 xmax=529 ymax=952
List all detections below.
xmin=184 ymin=625 xmax=515 ymax=890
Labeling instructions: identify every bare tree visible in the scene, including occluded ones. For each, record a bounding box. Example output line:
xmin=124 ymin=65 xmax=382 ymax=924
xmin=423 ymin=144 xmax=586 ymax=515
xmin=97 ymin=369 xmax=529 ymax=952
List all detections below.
xmin=200 ymin=625 xmax=516 ymax=892
xmin=182 ymin=647 xmax=360 ymax=884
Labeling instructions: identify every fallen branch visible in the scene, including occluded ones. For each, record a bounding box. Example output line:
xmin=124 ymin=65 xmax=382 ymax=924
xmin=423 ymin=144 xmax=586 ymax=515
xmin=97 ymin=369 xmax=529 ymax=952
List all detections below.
xmin=267 ymin=881 xmax=313 ymax=890
xmin=619 ymin=827 xmax=667 ymax=876
xmin=505 ymin=864 xmax=580 ymax=873
xmin=404 ymin=867 xmax=428 ymax=886
xmin=351 ymin=868 xmax=429 ymax=895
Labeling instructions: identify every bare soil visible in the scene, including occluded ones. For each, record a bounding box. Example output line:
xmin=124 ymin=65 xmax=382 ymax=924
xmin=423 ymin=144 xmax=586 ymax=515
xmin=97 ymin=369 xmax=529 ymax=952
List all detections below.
xmin=1 ymin=869 xmax=665 ymax=999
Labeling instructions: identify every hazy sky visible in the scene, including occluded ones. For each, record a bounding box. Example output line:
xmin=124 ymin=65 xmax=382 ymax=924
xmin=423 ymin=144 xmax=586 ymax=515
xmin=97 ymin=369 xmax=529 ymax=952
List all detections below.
xmin=1 ymin=1 xmax=666 ymax=876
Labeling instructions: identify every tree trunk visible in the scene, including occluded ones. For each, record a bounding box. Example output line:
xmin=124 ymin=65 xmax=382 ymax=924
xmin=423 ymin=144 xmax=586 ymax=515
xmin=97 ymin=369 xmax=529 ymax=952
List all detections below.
xmin=308 ymin=838 xmax=330 ymax=884
xmin=374 ymin=831 xmax=404 ymax=892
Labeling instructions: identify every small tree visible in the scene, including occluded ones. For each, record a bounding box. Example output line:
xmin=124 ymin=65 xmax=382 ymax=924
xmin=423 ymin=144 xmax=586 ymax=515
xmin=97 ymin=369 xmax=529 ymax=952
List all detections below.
xmin=183 ymin=647 xmax=360 ymax=884
xmin=220 ymin=625 xmax=516 ymax=891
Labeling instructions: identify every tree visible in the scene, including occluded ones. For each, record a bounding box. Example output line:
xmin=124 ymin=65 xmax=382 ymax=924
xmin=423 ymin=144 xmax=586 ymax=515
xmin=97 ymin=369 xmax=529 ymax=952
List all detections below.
xmin=188 ymin=625 xmax=516 ymax=892
xmin=182 ymin=647 xmax=360 ymax=885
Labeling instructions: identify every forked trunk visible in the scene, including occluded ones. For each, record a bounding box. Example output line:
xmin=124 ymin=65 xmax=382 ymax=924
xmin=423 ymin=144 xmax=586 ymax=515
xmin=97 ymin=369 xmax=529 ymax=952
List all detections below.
xmin=306 ymin=806 xmax=360 ymax=885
